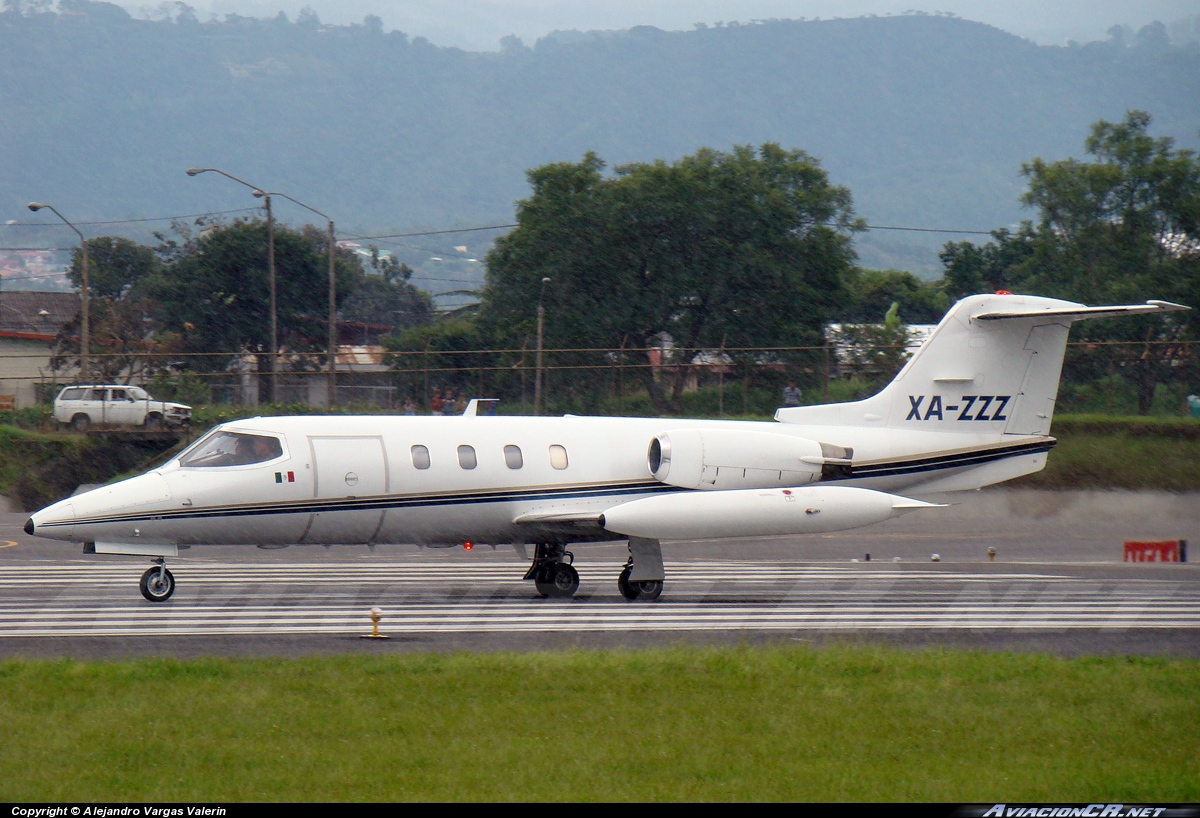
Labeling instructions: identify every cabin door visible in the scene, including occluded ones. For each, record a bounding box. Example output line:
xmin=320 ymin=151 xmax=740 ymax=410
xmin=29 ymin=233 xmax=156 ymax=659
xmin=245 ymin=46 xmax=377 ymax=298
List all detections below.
xmin=303 ymin=436 xmax=388 ymax=544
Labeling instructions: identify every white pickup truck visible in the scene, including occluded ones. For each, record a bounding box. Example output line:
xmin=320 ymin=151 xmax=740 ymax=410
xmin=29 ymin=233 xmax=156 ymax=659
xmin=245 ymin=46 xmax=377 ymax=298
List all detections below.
xmin=53 ymin=385 xmax=192 ymax=431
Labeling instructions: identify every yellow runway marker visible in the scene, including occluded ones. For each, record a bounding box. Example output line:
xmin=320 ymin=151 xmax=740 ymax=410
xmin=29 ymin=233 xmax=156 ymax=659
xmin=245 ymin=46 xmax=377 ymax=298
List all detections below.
xmin=0 ymin=540 xmax=18 ymax=549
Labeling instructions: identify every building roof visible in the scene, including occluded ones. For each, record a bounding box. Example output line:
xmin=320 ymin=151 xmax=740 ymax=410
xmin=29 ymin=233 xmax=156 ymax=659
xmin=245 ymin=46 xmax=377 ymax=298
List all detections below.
xmin=0 ymin=291 xmax=79 ymax=340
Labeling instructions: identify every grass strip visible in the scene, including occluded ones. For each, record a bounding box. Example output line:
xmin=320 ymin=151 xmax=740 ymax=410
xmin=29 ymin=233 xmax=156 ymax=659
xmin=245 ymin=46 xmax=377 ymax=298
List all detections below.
xmin=0 ymin=645 xmax=1197 ymax=802
xmin=1012 ymin=431 xmax=1200 ymax=490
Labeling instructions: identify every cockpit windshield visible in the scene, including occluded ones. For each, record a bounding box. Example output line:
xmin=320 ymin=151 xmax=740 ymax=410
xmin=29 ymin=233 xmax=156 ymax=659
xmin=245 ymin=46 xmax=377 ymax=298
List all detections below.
xmin=179 ymin=431 xmax=283 ymax=467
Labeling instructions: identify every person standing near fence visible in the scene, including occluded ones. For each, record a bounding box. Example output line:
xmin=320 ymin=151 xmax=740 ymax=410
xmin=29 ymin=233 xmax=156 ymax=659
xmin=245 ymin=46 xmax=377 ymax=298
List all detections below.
xmin=402 ymin=397 xmax=416 ymax=415
xmin=782 ymin=381 xmax=803 ymax=407
xmin=430 ymin=388 xmax=444 ymax=415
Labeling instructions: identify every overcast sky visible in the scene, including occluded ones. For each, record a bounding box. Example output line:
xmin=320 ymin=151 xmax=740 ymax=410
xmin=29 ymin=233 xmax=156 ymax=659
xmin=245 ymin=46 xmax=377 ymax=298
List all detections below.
xmin=124 ymin=0 xmax=1200 ymax=51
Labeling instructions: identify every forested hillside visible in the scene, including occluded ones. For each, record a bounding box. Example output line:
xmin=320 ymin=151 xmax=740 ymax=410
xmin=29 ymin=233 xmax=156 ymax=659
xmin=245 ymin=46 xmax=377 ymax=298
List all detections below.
xmin=3 ymin=3 xmax=1198 ymax=276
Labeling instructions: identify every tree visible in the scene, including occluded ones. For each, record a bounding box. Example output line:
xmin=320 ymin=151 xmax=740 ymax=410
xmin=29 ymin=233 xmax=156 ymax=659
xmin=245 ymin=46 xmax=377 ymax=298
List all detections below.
xmin=151 ymin=219 xmax=362 ymax=373
xmin=830 ymin=300 xmax=913 ymax=382
xmin=479 ymin=144 xmax=861 ymax=413
xmin=840 ymin=267 xmax=947 ymax=324
xmin=938 ymin=225 xmax=1036 ymax=303
xmin=937 ymin=111 xmax=1200 ymax=413
xmin=68 ymin=236 xmax=161 ymax=299
xmin=339 ymin=248 xmax=434 ymax=332
xmin=51 ymin=236 xmax=164 ymax=382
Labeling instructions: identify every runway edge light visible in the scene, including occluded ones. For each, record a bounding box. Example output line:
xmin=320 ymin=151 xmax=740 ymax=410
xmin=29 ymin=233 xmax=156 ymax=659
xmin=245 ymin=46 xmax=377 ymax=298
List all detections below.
xmin=360 ymin=606 xmax=390 ymax=640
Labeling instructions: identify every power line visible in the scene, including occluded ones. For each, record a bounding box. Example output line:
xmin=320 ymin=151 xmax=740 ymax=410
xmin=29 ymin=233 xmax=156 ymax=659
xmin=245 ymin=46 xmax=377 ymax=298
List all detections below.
xmin=865 ymin=223 xmax=993 ymax=235
xmin=344 ymin=224 xmax=518 ymax=241
xmin=348 ymin=220 xmax=997 ymax=241
xmin=4 ymin=207 xmax=261 ymax=228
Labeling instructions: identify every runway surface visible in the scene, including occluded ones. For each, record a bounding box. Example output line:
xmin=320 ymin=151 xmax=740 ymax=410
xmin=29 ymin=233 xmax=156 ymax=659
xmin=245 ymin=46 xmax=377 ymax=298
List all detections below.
xmin=2 ymin=490 xmax=1198 ymax=659
xmin=1 ymin=557 xmax=1198 ymax=658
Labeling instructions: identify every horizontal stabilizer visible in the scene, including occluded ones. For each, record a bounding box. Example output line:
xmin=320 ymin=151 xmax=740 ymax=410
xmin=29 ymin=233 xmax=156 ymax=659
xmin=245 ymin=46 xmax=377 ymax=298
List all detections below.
xmin=972 ymin=300 xmax=1190 ymax=322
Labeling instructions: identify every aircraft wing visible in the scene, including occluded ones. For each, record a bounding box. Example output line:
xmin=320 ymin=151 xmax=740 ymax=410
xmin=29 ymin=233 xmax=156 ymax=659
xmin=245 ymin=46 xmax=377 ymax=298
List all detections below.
xmin=972 ymin=300 xmax=1190 ymax=321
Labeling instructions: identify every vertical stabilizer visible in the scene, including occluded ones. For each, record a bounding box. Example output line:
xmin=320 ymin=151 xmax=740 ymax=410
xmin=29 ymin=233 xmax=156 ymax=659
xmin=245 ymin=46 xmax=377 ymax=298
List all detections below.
xmin=775 ymin=294 xmax=1188 ymax=436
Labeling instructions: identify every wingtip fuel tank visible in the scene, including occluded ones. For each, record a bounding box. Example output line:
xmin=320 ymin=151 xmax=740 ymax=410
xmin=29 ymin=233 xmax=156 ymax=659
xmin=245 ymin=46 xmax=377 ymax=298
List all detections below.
xmin=598 ymin=485 xmax=940 ymax=541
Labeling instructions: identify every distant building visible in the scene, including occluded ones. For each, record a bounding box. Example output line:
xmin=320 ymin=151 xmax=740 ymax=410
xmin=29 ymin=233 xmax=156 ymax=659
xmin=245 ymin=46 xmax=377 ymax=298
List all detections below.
xmin=0 ymin=291 xmax=79 ymax=408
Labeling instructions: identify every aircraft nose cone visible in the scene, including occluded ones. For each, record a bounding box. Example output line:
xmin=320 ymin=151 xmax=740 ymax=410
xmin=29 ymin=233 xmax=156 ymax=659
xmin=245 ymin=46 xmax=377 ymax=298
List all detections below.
xmin=23 ymin=517 xmax=34 ymax=535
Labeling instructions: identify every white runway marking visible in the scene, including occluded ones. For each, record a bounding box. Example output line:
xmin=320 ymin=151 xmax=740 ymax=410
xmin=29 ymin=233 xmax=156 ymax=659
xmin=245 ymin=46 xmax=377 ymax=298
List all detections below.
xmin=0 ymin=561 xmax=1196 ymax=636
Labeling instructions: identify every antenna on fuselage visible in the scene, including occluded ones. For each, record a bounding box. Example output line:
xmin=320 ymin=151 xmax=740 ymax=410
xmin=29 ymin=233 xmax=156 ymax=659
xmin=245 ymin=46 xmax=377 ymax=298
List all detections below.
xmin=462 ymin=398 xmax=499 ymax=417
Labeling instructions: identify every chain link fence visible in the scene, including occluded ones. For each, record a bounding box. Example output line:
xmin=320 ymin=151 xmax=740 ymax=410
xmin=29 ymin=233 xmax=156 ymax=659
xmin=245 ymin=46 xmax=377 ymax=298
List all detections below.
xmin=1 ymin=340 xmax=1197 ymax=420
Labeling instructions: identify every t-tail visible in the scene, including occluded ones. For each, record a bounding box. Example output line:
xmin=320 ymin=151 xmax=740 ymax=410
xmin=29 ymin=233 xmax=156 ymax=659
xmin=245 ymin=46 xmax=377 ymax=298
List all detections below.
xmin=775 ymin=293 xmax=1189 ymax=435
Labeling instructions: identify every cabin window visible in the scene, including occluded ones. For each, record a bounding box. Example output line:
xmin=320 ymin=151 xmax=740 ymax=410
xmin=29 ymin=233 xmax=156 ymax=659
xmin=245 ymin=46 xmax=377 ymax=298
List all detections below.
xmin=503 ymin=444 xmax=523 ymax=469
xmin=180 ymin=431 xmax=283 ymax=467
xmin=549 ymin=444 xmax=569 ymax=470
xmin=87 ymin=389 xmax=106 ymax=400
xmin=457 ymin=445 xmax=477 ymax=469
xmin=411 ymin=445 xmax=431 ymax=470
xmin=59 ymin=388 xmax=85 ymax=401
xmin=110 ymin=388 xmax=127 ymax=401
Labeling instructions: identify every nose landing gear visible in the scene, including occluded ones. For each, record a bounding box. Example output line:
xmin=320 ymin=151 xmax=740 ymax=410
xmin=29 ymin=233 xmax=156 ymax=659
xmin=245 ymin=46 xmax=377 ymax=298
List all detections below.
xmin=139 ymin=558 xmax=175 ymax=602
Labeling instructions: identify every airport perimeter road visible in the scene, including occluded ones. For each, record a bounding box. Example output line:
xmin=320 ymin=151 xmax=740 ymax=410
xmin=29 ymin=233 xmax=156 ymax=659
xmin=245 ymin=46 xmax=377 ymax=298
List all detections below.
xmin=1 ymin=489 xmax=1197 ymax=660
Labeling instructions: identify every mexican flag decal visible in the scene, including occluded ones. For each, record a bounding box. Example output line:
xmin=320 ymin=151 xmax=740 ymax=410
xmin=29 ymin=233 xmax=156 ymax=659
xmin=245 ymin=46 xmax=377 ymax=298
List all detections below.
xmin=275 ymin=471 xmax=295 ymax=483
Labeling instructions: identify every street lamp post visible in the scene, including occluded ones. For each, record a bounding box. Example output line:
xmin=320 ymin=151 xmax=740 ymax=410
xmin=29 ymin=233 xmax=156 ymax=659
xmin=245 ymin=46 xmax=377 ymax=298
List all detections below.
xmin=255 ymin=191 xmax=338 ymax=409
xmin=186 ymin=167 xmax=278 ymax=403
xmin=28 ymin=202 xmax=89 ymax=382
xmin=533 ymin=276 xmax=551 ymax=416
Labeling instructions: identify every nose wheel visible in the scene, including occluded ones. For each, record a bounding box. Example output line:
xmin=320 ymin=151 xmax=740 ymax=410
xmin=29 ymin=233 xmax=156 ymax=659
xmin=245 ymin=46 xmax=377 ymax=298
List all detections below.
xmin=139 ymin=561 xmax=175 ymax=602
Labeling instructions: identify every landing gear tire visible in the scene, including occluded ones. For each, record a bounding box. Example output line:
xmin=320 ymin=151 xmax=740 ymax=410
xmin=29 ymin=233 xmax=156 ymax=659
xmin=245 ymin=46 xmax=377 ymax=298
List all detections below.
xmin=618 ymin=566 xmax=663 ymax=602
xmin=535 ymin=562 xmax=579 ymax=599
xmin=139 ymin=566 xmax=175 ymax=602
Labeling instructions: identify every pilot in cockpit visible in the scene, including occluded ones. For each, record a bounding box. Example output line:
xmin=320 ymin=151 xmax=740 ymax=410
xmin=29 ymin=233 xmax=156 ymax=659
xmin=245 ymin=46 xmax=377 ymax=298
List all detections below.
xmin=233 ymin=434 xmax=280 ymax=465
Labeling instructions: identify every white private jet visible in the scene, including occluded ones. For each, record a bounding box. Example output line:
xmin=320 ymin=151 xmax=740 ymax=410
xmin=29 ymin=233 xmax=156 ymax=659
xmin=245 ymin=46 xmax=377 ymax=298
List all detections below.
xmin=26 ymin=293 xmax=1189 ymax=602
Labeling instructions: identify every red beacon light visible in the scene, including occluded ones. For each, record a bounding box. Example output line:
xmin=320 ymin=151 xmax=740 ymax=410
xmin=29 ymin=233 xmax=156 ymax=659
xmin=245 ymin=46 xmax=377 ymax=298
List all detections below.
xmin=996 ymin=290 xmax=1012 ymax=295
xmin=463 ymin=541 xmax=473 ymax=551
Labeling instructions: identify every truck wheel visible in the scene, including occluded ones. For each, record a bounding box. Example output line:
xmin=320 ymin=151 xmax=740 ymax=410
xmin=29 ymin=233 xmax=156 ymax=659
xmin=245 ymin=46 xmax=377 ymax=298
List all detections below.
xmin=144 ymin=414 xmax=163 ymax=431
xmin=70 ymin=414 xmax=90 ymax=432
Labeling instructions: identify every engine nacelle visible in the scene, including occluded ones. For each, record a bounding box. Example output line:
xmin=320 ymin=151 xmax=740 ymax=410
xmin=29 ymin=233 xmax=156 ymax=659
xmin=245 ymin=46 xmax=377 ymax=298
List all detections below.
xmin=647 ymin=428 xmax=848 ymax=490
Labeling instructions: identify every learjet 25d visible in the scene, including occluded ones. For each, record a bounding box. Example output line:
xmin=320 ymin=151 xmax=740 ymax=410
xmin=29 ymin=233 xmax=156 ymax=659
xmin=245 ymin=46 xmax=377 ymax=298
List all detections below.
xmin=25 ymin=293 xmax=1189 ymax=602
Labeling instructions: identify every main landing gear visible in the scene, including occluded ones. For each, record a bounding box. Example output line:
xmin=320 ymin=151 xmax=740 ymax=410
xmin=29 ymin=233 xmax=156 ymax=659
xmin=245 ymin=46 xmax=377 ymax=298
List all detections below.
xmin=524 ymin=542 xmax=580 ymax=598
xmin=618 ymin=536 xmax=664 ymax=601
xmin=523 ymin=537 xmax=666 ymax=602
xmin=139 ymin=558 xmax=176 ymax=602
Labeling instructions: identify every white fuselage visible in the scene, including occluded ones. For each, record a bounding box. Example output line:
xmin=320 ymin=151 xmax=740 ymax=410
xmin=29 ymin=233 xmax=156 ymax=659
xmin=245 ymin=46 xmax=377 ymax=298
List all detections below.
xmin=28 ymin=413 xmax=1051 ymax=549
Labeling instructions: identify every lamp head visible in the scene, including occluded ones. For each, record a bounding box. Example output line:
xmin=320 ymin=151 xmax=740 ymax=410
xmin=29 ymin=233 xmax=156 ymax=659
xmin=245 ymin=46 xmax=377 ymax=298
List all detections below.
xmin=541 ymin=277 xmax=551 ymax=284
xmin=252 ymin=190 xmax=265 ymax=199
xmin=27 ymin=202 xmax=46 ymax=212
xmin=185 ymin=168 xmax=206 ymax=177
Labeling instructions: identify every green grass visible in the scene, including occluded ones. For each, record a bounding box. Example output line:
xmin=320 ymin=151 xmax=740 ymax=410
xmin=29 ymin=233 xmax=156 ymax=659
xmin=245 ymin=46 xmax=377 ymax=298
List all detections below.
xmin=0 ymin=425 xmax=82 ymax=493
xmin=1013 ymin=418 xmax=1200 ymax=491
xmin=0 ymin=646 xmax=1197 ymax=801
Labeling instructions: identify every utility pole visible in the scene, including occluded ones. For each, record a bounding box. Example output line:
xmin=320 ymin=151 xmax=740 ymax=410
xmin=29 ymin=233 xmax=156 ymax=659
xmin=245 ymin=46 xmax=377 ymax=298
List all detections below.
xmin=187 ymin=168 xmax=279 ymax=403
xmin=533 ymin=277 xmax=550 ymax=415
xmin=28 ymin=203 xmax=88 ymax=381
xmin=327 ymin=218 xmax=336 ymax=408
xmin=265 ymin=193 xmax=276 ymax=403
